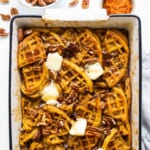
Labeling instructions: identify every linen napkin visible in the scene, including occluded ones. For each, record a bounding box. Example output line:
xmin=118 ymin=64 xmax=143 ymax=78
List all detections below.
xmin=142 ymin=50 xmax=150 ymax=150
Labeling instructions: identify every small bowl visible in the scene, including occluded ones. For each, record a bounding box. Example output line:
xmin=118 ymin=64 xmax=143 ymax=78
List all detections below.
xmin=18 ymin=0 xmax=57 ymax=9
xmin=101 ymin=0 xmax=135 ymax=15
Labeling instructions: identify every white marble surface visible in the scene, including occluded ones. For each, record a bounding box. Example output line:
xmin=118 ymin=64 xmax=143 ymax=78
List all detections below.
xmin=0 ymin=0 xmax=150 ymax=149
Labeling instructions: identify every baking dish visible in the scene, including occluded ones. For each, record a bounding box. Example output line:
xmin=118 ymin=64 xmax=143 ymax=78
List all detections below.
xmin=9 ymin=12 xmax=142 ymax=150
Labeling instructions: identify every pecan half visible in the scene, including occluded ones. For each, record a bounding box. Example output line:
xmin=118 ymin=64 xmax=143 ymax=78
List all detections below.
xmin=18 ymin=28 xmax=24 ymax=42
xmin=0 ymin=13 xmax=11 ymax=21
xmin=86 ymin=126 xmax=107 ymax=137
xmin=102 ymin=116 xmax=116 ymax=127
xmin=38 ymin=0 xmax=46 ymax=6
xmin=45 ymin=0 xmax=55 ymax=4
xmin=69 ymin=0 xmax=79 ymax=7
xmin=82 ymin=0 xmax=90 ymax=9
xmin=0 ymin=28 xmax=8 ymax=36
xmin=10 ymin=7 xmax=19 ymax=16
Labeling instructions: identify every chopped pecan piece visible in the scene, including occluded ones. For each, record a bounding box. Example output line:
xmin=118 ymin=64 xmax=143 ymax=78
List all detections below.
xmin=82 ymin=0 xmax=90 ymax=9
xmin=38 ymin=0 xmax=46 ymax=6
xmin=0 ymin=13 xmax=11 ymax=21
xmin=102 ymin=116 xmax=116 ymax=127
xmin=62 ymin=42 xmax=79 ymax=58
xmin=86 ymin=126 xmax=102 ymax=137
xmin=28 ymin=108 xmax=38 ymax=117
xmin=69 ymin=0 xmax=79 ymax=7
xmin=10 ymin=7 xmax=19 ymax=16
xmin=18 ymin=28 xmax=24 ymax=42
xmin=0 ymin=28 xmax=8 ymax=36
xmin=42 ymin=126 xmax=51 ymax=136
xmin=45 ymin=0 xmax=55 ymax=4
xmin=26 ymin=0 xmax=55 ymax=6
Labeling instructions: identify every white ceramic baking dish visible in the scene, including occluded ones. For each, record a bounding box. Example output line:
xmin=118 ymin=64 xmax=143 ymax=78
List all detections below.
xmin=9 ymin=11 xmax=142 ymax=150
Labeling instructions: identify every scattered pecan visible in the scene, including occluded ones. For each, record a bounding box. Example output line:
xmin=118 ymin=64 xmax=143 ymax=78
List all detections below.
xmin=65 ymin=89 xmax=78 ymax=104
xmin=0 ymin=13 xmax=11 ymax=21
xmin=10 ymin=7 xmax=19 ymax=16
xmin=69 ymin=0 xmax=79 ymax=7
xmin=0 ymin=0 xmax=9 ymax=3
xmin=86 ymin=126 xmax=101 ymax=137
xmin=38 ymin=0 xmax=46 ymax=6
xmin=42 ymin=126 xmax=51 ymax=136
xmin=26 ymin=0 xmax=55 ymax=6
xmin=102 ymin=116 xmax=116 ymax=127
xmin=0 ymin=28 xmax=8 ymax=36
xmin=28 ymin=108 xmax=38 ymax=117
xmin=62 ymin=42 xmax=79 ymax=58
xmin=45 ymin=0 xmax=55 ymax=4
xmin=82 ymin=0 xmax=90 ymax=9
xmin=18 ymin=28 xmax=24 ymax=42
xmin=84 ymin=58 xmax=98 ymax=63
xmin=31 ymin=0 xmax=38 ymax=5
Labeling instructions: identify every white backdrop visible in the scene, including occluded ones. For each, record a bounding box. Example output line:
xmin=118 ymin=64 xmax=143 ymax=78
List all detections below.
xmin=0 ymin=0 xmax=150 ymax=149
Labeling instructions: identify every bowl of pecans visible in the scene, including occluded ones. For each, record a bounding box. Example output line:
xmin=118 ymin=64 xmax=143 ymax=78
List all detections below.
xmin=18 ymin=0 xmax=57 ymax=8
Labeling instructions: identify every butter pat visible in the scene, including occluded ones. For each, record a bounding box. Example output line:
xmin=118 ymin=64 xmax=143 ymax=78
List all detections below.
xmin=46 ymin=52 xmax=63 ymax=72
xmin=46 ymin=99 xmax=61 ymax=107
xmin=85 ymin=62 xmax=104 ymax=80
xmin=69 ymin=118 xmax=87 ymax=136
xmin=42 ymin=81 xmax=59 ymax=101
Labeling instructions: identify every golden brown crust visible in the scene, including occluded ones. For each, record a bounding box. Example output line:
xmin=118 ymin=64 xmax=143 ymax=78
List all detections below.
xmin=18 ymin=28 xmax=131 ymax=149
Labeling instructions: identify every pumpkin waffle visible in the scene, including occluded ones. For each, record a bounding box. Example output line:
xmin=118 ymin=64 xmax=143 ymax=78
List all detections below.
xmin=104 ymin=87 xmax=128 ymax=122
xmin=61 ymin=28 xmax=102 ymax=67
xmin=43 ymin=105 xmax=74 ymax=136
xmin=117 ymin=119 xmax=131 ymax=146
xmin=58 ymin=59 xmax=93 ymax=97
xmin=21 ymin=63 xmax=49 ymax=98
xmin=17 ymin=28 xmax=132 ymax=149
xmin=75 ymin=96 xmax=101 ymax=127
xmin=18 ymin=32 xmax=46 ymax=68
xmin=102 ymin=128 xmax=130 ymax=150
xmin=46 ymin=31 xmax=66 ymax=53
xmin=68 ymin=136 xmax=99 ymax=150
xmin=102 ymin=29 xmax=129 ymax=87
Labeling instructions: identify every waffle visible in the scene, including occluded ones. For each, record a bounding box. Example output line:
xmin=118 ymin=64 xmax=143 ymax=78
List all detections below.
xmin=29 ymin=142 xmax=44 ymax=150
xmin=21 ymin=63 xmax=49 ymax=98
xmin=75 ymin=96 xmax=101 ymax=127
xmin=46 ymin=31 xmax=66 ymax=52
xmin=68 ymin=136 xmax=99 ymax=150
xmin=58 ymin=59 xmax=93 ymax=96
xmin=17 ymin=28 xmax=132 ymax=149
xmin=102 ymin=128 xmax=130 ymax=150
xmin=61 ymin=28 xmax=102 ymax=67
xmin=104 ymin=87 xmax=128 ymax=122
xmin=102 ymin=30 xmax=129 ymax=87
xmin=43 ymin=105 xmax=74 ymax=136
xmin=18 ymin=32 xmax=46 ymax=68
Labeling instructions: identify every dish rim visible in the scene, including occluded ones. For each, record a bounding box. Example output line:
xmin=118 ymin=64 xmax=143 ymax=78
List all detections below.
xmin=9 ymin=14 xmax=142 ymax=150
